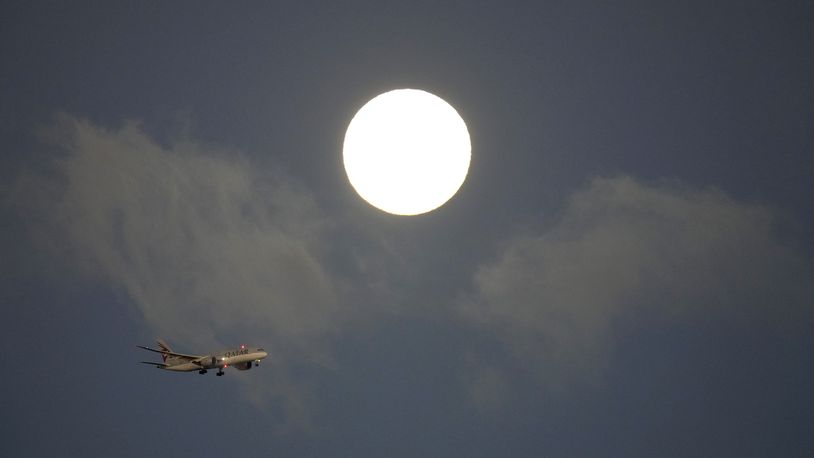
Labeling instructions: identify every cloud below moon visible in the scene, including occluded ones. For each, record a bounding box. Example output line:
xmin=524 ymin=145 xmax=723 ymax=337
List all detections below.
xmin=459 ymin=176 xmax=813 ymax=396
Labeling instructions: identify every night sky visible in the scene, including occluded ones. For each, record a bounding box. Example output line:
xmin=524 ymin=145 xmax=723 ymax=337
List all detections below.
xmin=2 ymin=2 xmax=813 ymax=457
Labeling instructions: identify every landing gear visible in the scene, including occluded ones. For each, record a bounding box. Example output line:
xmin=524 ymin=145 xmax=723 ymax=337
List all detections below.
xmin=216 ymin=368 xmax=224 ymax=376
xmin=198 ymin=369 xmax=208 ymax=375
xmin=254 ymin=360 xmax=260 ymax=367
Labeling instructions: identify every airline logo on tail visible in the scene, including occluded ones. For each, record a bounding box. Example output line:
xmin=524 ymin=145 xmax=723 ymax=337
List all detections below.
xmin=156 ymin=339 xmax=171 ymax=362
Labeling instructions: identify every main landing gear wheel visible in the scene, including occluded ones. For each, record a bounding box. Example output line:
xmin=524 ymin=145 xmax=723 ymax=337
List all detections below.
xmin=198 ymin=369 xmax=207 ymax=375
xmin=216 ymin=369 xmax=224 ymax=376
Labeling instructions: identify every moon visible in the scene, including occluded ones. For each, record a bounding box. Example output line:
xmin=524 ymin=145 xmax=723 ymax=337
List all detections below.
xmin=343 ymin=89 xmax=471 ymax=216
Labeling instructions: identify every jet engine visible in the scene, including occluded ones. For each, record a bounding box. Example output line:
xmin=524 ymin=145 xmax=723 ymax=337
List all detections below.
xmin=234 ymin=361 xmax=252 ymax=371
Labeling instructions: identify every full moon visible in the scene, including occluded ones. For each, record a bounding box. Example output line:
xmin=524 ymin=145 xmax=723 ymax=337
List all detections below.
xmin=343 ymin=89 xmax=471 ymax=216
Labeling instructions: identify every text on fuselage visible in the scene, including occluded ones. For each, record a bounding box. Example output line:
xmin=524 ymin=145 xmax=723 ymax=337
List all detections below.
xmin=224 ymin=349 xmax=250 ymax=358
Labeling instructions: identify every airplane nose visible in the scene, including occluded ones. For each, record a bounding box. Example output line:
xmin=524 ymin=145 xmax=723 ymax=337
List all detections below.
xmin=260 ymin=351 xmax=268 ymax=359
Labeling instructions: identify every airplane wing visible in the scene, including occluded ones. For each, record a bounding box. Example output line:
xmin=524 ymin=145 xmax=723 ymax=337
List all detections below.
xmin=137 ymin=345 xmax=203 ymax=360
xmin=140 ymin=361 xmax=168 ymax=368
xmin=188 ymin=354 xmax=233 ymax=366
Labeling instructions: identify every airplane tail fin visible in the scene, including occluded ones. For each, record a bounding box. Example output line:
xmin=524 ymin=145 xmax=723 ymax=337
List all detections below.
xmin=156 ymin=338 xmax=172 ymax=362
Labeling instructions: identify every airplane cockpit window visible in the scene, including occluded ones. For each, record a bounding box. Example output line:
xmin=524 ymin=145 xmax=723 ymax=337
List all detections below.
xmin=258 ymin=348 xmax=264 ymax=352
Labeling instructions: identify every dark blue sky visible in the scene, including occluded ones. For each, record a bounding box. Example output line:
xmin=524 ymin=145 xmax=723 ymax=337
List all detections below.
xmin=2 ymin=2 xmax=813 ymax=457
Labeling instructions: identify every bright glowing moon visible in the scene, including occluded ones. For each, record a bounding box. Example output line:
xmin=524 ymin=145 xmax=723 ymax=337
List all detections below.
xmin=343 ymin=88 xmax=471 ymax=215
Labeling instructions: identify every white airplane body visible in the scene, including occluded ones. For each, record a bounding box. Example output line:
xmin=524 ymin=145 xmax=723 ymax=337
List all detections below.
xmin=138 ymin=339 xmax=268 ymax=376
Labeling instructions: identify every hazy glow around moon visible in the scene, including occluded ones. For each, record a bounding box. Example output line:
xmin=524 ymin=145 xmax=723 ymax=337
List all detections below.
xmin=343 ymin=89 xmax=471 ymax=216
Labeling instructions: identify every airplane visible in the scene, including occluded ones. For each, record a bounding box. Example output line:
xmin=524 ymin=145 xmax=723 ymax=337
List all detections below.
xmin=138 ymin=339 xmax=268 ymax=376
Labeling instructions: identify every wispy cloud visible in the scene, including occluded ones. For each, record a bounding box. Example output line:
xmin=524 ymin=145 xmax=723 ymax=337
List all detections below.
xmin=14 ymin=114 xmax=345 ymax=425
xmin=459 ymin=176 xmax=813 ymax=397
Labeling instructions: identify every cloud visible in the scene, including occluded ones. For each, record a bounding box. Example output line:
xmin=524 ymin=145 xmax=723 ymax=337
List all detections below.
xmin=459 ymin=176 xmax=813 ymax=392
xmin=14 ymin=114 xmax=344 ymax=424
